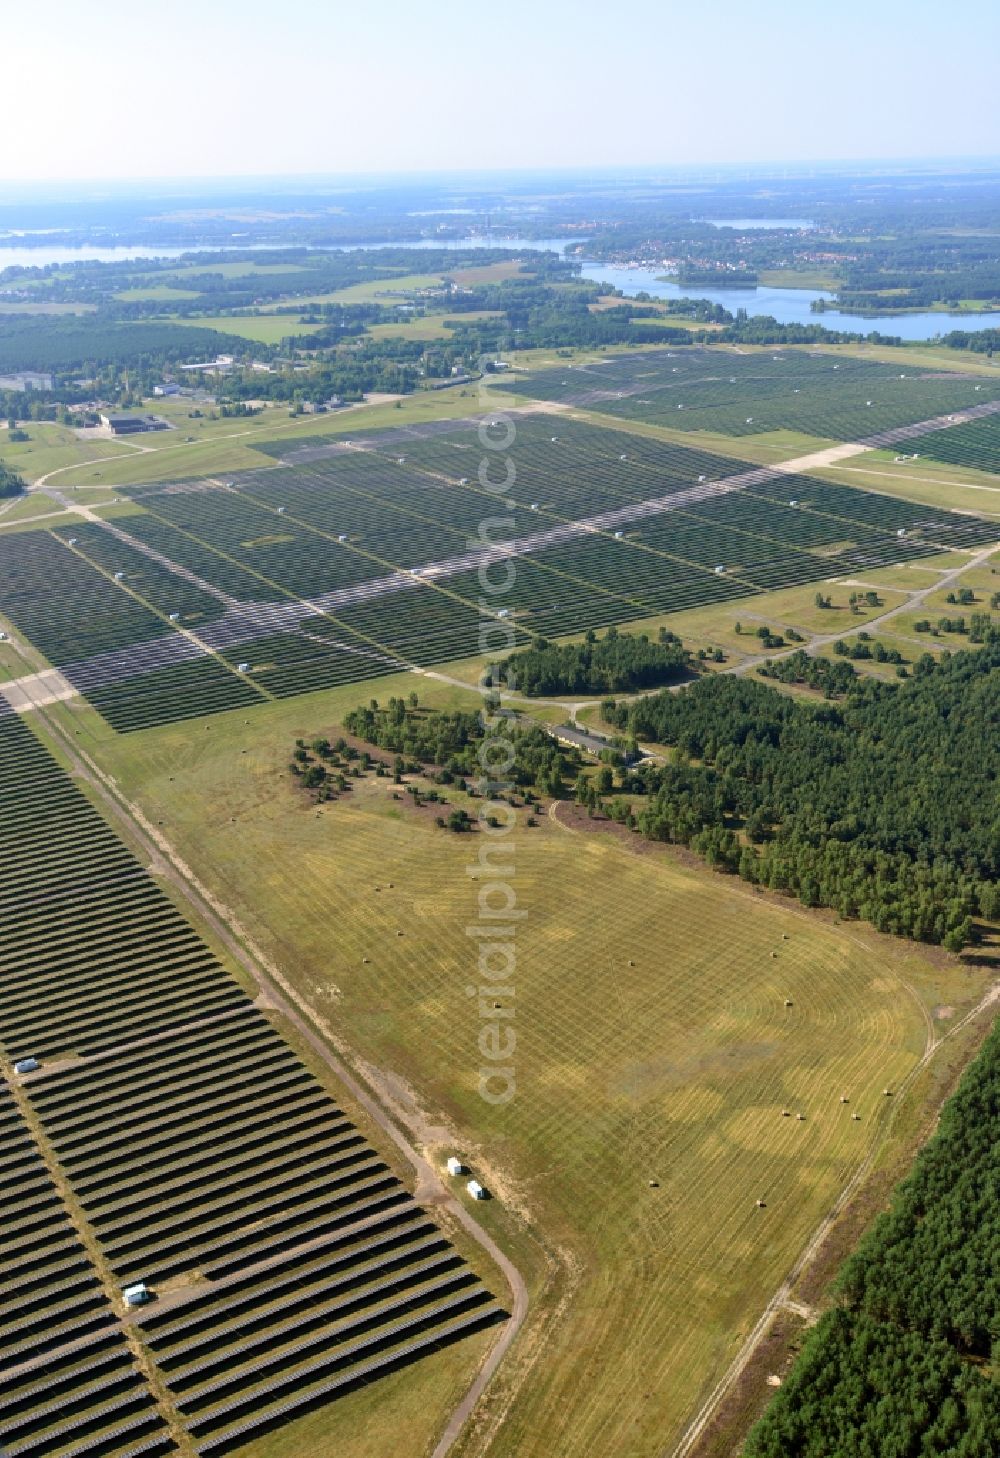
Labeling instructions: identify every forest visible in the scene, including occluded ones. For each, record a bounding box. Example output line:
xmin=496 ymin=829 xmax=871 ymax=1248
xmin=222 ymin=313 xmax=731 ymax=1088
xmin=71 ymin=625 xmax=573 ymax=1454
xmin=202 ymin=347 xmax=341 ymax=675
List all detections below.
xmin=600 ymin=644 xmax=1000 ymax=948
xmin=0 ymin=316 xmax=257 ymax=373
xmin=498 ymin=626 xmax=690 ymax=696
xmin=745 ymin=1019 xmax=1000 ymax=1456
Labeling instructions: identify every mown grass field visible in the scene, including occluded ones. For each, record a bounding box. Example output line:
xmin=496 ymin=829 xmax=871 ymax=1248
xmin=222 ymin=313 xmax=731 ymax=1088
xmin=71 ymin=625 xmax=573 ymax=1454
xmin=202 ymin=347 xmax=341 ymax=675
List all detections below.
xmin=42 ymin=670 xmax=989 ymax=1458
xmin=326 ymin=272 xmax=445 ymax=304
xmin=367 ymin=310 xmax=503 ymax=342
xmin=0 ymin=421 xmax=142 ymax=481
xmin=175 ymin=313 xmax=329 ymax=343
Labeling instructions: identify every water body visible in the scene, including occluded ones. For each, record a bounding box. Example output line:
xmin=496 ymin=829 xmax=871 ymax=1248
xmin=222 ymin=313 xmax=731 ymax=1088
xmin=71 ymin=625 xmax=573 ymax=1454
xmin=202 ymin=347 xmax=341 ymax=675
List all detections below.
xmin=323 ymin=236 xmax=584 ymax=254
xmin=578 ymin=260 xmax=1000 ymax=342
xmin=0 ymin=235 xmax=580 ymax=271
xmin=0 ymin=242 xmax=203 ymax=269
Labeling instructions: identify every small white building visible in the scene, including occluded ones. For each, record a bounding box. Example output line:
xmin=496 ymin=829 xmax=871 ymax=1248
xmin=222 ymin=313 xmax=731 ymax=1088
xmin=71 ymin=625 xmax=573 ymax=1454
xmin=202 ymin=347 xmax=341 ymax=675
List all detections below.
xmin=14 ymin=1057 xmax=39 ymax=1074
xmin=446 ymin=1156 xmax=463 ymax=1177
xmin=122 ymin=1282 xmax=150 ymax=1306
xmin=467 ymin=1179 xmax=486 ymax=1200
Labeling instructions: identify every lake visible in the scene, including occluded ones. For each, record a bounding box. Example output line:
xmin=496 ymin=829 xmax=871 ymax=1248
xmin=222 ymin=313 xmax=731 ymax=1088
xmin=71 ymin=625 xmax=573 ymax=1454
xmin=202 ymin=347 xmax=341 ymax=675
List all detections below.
xmin=578 ymin=261 xmax=1000 ymax=342
xmin=0 ymin=236 xmax=581 ymax=272
xmin=0 ymin=242 xmax=204 ymax=269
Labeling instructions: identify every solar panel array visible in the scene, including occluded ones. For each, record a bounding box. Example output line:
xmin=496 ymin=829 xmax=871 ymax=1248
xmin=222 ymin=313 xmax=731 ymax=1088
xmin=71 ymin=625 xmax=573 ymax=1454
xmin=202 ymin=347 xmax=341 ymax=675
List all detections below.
xmin=0 ymin=390 xmax=995 ymax=734
xmin=0 ymin=1084 xmax=174 ymax=1458
xmin=0 ymin=710 xmax=504 ymax=1455
xmin=491 ymin=347 xmax=1000 ymax=439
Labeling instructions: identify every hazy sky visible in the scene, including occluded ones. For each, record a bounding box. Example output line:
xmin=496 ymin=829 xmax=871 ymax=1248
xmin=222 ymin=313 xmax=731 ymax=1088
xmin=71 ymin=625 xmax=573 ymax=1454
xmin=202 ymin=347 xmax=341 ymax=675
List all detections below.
xmin=6 ymin=0 xmax=999 ymax=180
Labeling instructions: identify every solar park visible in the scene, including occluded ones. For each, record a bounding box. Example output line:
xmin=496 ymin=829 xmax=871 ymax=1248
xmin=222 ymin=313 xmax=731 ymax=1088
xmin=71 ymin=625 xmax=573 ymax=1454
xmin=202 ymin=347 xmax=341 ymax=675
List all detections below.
xmin=0 ymin=709 xmax=503 ymax=1457
xmin=0 ymin=365 xmax=997 ymax=735
xmin=1 ymin=346 xmax=998 ymax=1458
xmin=492 ymin=346 xmax=1000 ymax=440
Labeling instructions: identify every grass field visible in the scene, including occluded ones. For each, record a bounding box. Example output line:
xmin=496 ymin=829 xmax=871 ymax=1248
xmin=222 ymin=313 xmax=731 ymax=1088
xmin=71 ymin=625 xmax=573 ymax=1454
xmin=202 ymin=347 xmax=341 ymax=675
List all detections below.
xmin=0 ymin=422 xmax=141 ymax=481
xmin=114 ymin=286 xmax=203 ymax=301
xmin=0 ymin=299 xmax=97 ymax=314
xmin=327 ymin=273 xmax=445 ymax=304
xmin=758 ymin=268 xmax=841 ymax=290
xmin=367 ymin=310 xmax=503 ymax=342
xmin=175 ymin=314 xmax=329 ymax=343
xmin=445 ymin=260 xmax=528 ymax=285
xmin=46 ymin=672 xmax=990 ymax=1458
xmin=160 ymin=260 xmax=312 ymax=280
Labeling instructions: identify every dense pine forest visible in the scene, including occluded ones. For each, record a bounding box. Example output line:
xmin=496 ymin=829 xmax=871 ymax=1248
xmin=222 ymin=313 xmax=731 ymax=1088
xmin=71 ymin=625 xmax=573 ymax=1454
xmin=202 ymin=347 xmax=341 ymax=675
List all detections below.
xmin=602 ymin=644 xmax=1000 ymax=948
xmin=745 ymin=1021 xmax=1000 ymax=1457
xmin=499 ymin=627 xmax=690 ymax=696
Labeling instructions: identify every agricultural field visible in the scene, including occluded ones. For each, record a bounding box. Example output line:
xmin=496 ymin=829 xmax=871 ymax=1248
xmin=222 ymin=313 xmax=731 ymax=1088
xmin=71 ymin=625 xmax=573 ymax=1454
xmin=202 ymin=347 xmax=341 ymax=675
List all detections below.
xmin=0 ymin=411 xmax=994 ymax=734
xmin=0 ymin=708 xmax=503 ymax=1457
xmin=494 ymin=347 xmax=1000 ymax=442
xmin=61 ymin=673 xmax=991 ymax=1458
